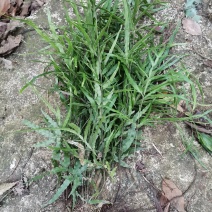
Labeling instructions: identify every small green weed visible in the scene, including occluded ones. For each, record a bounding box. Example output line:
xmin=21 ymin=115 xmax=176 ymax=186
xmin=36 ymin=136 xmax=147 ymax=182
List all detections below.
xmin=20 ymin=0 xmax=204 ymax=209
xmin=176 ymin=124 xmax=208 ymax=169
xmin=184 ymin=0 xmax=202 ymax=22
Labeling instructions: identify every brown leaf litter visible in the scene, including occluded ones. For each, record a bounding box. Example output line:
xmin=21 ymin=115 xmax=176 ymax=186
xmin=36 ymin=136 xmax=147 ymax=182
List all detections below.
xmin=0 ymin=0 xmax=11 ymax=17
xmin=133 ymin=158 xmax=198 ymax=212
xmin=0 ymin=0 xmax=46 ymax=57
xmin=160 ymin=179 xmax=185 ymax=212
xmin=182 ymin=18 xmax=202 ymax=36
xmin=0 ymin=34 xmax=23 ymax=56
xmin=0 ymin=0 xmax=46 ymax=18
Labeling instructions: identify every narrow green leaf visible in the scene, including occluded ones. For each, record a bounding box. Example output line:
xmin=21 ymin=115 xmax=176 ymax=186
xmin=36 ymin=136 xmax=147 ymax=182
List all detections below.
xmin=123 ymin=0 xmax=131 ymax=63
xmin=103 ymin=62 xmax=120 ymax=89
xmin=34 ymin=139 xmax=55 ymax=147
xmin=197 ymin=132 xmax=212 ymax=153
xmin=121 ymin=123 xmax=137 ymax=153
xmin=68 ymin=123 xmax=81 ymax=134
xmin=103 ymin=131 xmax=115 ymax=162
xmin=23 ymin=120 xmax=55 ymax=139
xmin=84 ymin=119 xmax=92 ymax=142
xmin=46 ymin=179 xmax=71 ymax=205
xmin=104 ymin=26 xmax=122 ymax=65
xmin=123 ymin=66 xmax=143 ymax=95
xmin=62 ymin=94 xmax=72 ymax=128
xmin=120 ymin=160 xmax=130 ymax=168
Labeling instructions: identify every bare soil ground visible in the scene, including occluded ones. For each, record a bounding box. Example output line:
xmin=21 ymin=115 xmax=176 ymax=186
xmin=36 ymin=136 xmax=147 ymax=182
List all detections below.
xmin=0 ymin=0 xmax=211 ymax=211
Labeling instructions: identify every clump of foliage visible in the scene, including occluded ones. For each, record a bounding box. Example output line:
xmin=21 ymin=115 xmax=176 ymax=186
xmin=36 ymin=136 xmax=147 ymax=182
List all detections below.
xmin=21 ymin=0 xmax=202 ymax=209
xmin=184 ymin=0 xmax=202 ymax=22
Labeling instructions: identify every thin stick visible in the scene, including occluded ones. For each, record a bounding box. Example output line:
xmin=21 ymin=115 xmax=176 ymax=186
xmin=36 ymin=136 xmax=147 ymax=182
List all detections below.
xmin=152 ymin=143 xmax=163 ymax=157
xmin=185 ymin=121 xmax=212 ymax=135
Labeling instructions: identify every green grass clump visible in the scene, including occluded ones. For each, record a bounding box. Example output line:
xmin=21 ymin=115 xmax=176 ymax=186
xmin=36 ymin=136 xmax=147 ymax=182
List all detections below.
xmin=21 ymin=0 xmax=201 ymax=209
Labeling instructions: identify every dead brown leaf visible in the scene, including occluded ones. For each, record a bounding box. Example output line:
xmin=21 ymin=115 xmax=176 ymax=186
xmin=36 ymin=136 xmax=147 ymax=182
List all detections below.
xmin=67 ymin=140 xmax=85 ymax=165
xmin=163 ymin=202 xmax=170 ymax=212
xmin=0 ymin=0 xmax=46 ymax=57
xmin=16 ymin=0 xmax=23 ymax=7
xmin=10 ymin=5 xmax=17 ymax=16
xmin=0 ymin=22 xmax=7 ymax=39
xmin=0 ymin=34 xmax=22 ymax=56
xmin=177 ymin=100 xmax=186 ymax=113
xmin=1 ymin=20 xmax=22 ymax=40
xmin=0 ymin=0 xmax=46 ymax=18
xmin=162 ymin=179 xmax=185 ymax=212
xmin=135 ymin=160 xmax=146 ymax=173
xmin=20 ymin=1 xmax=31 ymax=16
xmin=159 ymin=193 xmax=169 ymax=207
xmin=0 ymin=0 xmax=11 ymax=17
xmin=182 ymin=18 xmax=202 ymax=36
xmin=10 ymin=0 xmax=17 ymax=5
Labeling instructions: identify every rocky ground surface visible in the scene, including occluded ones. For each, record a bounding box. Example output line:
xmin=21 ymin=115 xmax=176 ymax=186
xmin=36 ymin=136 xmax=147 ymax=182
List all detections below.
xmin=0 ymin=0 xmax=211 ymax=211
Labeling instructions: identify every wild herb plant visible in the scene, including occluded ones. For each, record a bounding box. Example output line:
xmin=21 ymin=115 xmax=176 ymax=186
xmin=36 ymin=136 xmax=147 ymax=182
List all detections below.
xmin=176 ymin=124 xmax=208 ymax=169
xmin=21 ymin=0 xmax=202 ymax=208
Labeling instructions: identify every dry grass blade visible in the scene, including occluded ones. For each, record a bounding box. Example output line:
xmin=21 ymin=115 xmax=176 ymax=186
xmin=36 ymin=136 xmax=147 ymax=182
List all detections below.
xmin=67 ymin=140 xmax=85 ymax=165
